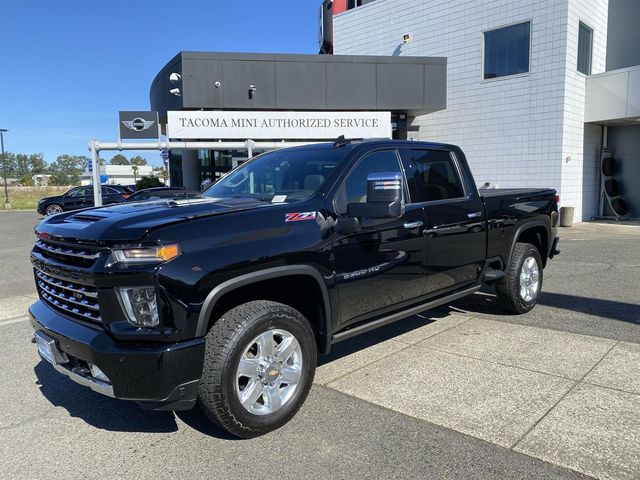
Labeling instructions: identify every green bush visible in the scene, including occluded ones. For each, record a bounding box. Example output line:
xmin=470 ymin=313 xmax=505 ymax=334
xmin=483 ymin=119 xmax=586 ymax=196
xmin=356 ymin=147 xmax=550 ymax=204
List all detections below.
xmin=135 ymin=176 xmax=162 ymax=190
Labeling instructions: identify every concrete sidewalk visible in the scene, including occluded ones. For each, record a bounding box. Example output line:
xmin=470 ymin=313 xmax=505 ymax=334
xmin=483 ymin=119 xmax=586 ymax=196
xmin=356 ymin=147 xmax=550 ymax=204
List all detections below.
xmin=317 ymin=313 xmax=640 ymax=480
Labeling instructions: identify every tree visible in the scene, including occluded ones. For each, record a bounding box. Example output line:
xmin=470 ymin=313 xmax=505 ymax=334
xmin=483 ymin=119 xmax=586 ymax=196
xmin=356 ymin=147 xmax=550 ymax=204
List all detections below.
xmin=48 ymin=154 xmax=88 ymax=186
xmin=1 ymin=152 xmax=46 ymax=184
xmin=132 ymin=164 xmax=139 ymax=184
xmin=110 ymin=154 xmax=129 ymax=165
xmin=130 ymin=155 xmax=148 ymax=166
xmin=135 ymin=176 xmax=162 ymax=190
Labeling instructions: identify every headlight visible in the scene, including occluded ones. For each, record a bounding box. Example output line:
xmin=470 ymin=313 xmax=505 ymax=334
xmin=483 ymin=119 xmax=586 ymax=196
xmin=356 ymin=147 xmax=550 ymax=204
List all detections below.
xmin=112 ymin=244 xmax=181 ymax=265
xmin=117 ymin=286 xmax=159 ymax=327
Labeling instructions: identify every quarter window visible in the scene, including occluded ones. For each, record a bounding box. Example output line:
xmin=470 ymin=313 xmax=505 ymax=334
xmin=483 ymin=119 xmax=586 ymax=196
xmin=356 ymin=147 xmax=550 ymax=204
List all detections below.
xmin=577 ymin=22 xmax=593 ymax=75
xmin=335 ymin=150 xmax=403 ymax=214
xmin=484 ymin=22 xmax=531 ymax=79
xmin=399 ymin=149 xmax=465 ymax=202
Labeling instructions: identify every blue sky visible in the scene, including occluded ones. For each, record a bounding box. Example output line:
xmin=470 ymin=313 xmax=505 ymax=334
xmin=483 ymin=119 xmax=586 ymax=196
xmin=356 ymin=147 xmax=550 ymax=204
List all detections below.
xmin=0 ymin=0 xmax=320 ymax=166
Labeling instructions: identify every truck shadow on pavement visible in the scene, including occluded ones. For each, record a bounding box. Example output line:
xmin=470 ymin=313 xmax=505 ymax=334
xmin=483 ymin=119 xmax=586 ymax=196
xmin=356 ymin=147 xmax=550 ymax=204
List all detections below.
xmin=33 ymin=361 xmax=238 ymax=439
xmin=451 ymin=289 xmax=640 ymax=324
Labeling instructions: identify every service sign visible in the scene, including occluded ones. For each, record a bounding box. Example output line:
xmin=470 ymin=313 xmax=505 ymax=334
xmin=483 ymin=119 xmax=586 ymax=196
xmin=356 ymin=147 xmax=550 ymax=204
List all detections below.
xmin=167 ymin=111 xmax=391 ymax=140
xmin=119 ymin=111 xmax=160 ymax=140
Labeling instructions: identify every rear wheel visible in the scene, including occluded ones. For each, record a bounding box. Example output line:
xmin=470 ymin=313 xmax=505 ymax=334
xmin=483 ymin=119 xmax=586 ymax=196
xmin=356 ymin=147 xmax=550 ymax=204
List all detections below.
xmin=197 ymin=300 xmax=316 ymax=438
xmin=45 ymin=204 xmax=63 ymax=216
xmin=495 ymin=242 xmax=543 ymax=314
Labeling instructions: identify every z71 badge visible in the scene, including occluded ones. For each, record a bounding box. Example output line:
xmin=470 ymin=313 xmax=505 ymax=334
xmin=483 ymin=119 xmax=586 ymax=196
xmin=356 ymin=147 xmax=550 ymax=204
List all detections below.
xmin=285 ymin=212 xmax=317 ymax=222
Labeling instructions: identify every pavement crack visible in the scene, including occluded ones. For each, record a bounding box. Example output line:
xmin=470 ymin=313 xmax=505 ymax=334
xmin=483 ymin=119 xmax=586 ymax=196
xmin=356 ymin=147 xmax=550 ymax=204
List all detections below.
xmin=508 ymin=340 xmax=620 ymax=451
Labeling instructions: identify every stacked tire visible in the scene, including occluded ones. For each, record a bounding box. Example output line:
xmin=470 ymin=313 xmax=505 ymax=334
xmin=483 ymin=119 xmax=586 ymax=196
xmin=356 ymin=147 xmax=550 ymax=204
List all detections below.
xmin=601 ymin=156 xmax=628 ymax=216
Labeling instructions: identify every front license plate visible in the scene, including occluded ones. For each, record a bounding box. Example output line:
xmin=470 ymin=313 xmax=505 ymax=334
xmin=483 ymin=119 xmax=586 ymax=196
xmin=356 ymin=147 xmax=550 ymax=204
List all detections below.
xmin=35 ymin=332 xmax=57 ymax=365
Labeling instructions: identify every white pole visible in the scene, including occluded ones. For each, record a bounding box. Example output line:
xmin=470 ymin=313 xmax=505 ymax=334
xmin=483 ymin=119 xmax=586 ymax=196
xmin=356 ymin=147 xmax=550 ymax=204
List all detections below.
xmin=246 ymin=139 xmax=254 ymax=159
xmin=89 ymin=140 xmax=103 ymax=207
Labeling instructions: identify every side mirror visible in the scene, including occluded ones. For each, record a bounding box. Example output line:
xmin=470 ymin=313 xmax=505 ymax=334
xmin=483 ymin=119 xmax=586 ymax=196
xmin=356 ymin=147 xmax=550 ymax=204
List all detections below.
xmin=347 ymin=172 xmax=404 ymax=219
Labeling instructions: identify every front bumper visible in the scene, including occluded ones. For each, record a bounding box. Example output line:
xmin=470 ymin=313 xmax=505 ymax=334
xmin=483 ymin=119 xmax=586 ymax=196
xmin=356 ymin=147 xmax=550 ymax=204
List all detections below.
xmin=29 ymin=300 xmax=205 ymax=411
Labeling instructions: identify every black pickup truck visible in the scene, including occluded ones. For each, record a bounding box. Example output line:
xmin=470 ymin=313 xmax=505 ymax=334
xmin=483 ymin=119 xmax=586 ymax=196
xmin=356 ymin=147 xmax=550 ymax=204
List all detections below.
xmin=29 ymin=139 xmax=559 ymax=437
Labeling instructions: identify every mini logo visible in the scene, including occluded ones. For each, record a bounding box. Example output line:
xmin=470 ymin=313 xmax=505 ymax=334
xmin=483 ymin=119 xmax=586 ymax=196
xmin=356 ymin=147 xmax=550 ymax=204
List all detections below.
xmin=122 ymin=117 xmax=155 ymax=132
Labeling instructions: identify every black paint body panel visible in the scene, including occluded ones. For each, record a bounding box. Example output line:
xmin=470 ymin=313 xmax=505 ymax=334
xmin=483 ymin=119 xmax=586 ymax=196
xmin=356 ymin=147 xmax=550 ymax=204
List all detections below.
xmin=29 ymin=140 xmax=558 ymax=405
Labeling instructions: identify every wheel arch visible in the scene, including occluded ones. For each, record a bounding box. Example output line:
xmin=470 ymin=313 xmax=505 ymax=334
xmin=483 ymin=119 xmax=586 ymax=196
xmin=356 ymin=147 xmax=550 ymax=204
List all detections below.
xmin=196 ymin=266 xmax=332 ymax=354
xmin=506 ymin=220 xmax=551 ymax=270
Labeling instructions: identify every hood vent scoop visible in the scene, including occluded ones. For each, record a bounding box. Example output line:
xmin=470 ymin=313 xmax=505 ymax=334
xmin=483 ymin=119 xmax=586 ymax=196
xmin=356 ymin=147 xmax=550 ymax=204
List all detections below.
xmin=68 ymin=213 xmax=107 ymax=223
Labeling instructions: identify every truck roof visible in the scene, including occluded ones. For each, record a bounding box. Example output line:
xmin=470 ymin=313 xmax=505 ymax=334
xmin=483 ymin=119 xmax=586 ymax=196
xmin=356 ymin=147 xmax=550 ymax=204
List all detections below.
xmin=283 ymin=139 xmax=461 ymax=153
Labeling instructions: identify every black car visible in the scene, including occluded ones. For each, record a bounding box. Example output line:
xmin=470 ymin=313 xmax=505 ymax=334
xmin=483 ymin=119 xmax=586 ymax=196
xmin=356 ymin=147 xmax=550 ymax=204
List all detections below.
xmin=29 ymin=140 xmax=559 ymax=438
xmin=124 ymin=187 xmax=199 ymax=202
xmin=37 ymin=186 xmax=132 ymax=216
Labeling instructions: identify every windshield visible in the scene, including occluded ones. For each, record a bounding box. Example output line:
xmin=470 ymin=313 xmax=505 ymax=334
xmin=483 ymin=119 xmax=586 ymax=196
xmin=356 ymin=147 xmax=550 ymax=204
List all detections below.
xmin=204 ymin=147 xmax=347 ymax=202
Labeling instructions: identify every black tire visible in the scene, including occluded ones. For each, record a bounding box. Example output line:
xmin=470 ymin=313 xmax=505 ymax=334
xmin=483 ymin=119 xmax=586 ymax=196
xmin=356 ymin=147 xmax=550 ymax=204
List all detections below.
xmin=602 ymin=157 xmax=616 ymax=176
xmin=495 ymin=242 xmax=543 ymax=314
xmin=604 ymin=178 xmax=619 ymax=197
xmin=611 ymin=197 xmax=628 ymax=216
xmin=197 ymin=300 xmax=316 ymax=438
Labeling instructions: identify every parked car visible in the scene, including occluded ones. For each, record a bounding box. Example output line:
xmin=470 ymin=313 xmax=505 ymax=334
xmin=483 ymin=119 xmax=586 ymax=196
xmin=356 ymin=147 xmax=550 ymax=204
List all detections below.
xmin=37 ymin=186 xmax=132 ymax=216
xmin=124 ymin=187 xmax=199 ymax=202
xmin=29 ymin=139 xmax=559 ymax=438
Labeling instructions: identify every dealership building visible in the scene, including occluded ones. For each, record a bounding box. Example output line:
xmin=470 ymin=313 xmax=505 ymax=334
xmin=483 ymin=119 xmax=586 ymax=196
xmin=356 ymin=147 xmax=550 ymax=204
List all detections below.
xmin=150 ymin=0 xmax=639 ymax=221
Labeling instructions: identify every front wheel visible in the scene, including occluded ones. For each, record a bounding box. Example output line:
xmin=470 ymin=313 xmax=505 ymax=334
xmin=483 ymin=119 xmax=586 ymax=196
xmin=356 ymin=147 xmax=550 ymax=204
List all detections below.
xmin=495 ymin=242 xmax=543 ymax=314
xmin=197 ymin=300 xmax=317 ymax=438
xmin=45 ymin=204 xmax=63 ymax=216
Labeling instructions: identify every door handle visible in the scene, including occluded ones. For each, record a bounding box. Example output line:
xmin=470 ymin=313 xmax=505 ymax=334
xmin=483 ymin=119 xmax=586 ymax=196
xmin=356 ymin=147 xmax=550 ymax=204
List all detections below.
xmin=403 ymin=220 xmax=424 ymax=229
xmin=467 ymin=212 xmax=483 ymax=218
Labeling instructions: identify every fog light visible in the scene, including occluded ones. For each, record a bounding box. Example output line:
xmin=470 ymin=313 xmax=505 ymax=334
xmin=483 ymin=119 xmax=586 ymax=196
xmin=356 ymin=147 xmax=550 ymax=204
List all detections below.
xmin=89 ymin=363 xmax=111 ymax=383
xmin=117 ymin=287 xmax=159 ymax=327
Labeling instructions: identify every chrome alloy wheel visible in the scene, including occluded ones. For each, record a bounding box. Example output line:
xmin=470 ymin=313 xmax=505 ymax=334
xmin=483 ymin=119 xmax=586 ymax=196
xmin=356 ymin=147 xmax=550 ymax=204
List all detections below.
xmin=45 ymin=204 xmax=63 ymax=215
xmin=519 ymin=256 xmax=540 ymax=302
xmin=235 ymin=329 xmax=303 ymax=416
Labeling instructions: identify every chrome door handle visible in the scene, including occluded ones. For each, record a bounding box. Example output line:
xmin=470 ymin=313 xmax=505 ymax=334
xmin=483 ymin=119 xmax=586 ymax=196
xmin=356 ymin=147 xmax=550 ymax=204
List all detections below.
xmin=403 ymin=220 xmax=424 ymax=229
xmin=467 ymin=212 xmax=483 ymax=218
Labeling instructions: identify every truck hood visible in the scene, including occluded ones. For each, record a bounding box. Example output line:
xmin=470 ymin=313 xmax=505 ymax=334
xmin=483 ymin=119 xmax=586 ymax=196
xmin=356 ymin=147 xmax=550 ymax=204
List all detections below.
xmin=36 ymin=197 xmax=271 ymax=242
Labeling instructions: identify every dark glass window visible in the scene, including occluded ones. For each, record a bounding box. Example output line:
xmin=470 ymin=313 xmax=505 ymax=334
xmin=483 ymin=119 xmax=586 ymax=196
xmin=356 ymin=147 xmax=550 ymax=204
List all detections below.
xmin=484 ymin=22 xmax=530 ymax=79
xmin=205 ymin=147 xmax=348 ymax=202
xmin=335 ymin=150 xmax=402 ymax=214
xmin=577 ymin=22 xmax=593 ymax=74
xmin=400 ymin=149 xmax=464 ymax=202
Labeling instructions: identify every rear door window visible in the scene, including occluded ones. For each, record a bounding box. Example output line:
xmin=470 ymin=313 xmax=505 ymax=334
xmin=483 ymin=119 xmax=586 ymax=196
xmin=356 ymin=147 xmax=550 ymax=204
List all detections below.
xmin=399 ymin=149 xmax=465 ymax=202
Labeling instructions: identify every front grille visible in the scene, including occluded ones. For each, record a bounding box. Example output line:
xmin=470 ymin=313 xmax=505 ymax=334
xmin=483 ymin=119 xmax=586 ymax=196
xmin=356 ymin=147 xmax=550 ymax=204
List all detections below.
xmin=35 ymin=269 xmax=102 ymax=323
xmin=34 ymin=237 xmax=103 ymax=268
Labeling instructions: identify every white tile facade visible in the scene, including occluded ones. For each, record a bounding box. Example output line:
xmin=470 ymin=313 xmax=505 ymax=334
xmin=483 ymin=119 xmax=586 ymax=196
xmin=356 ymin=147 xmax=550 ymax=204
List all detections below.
xmin=334 ymin=0 xmax=608 ymax=221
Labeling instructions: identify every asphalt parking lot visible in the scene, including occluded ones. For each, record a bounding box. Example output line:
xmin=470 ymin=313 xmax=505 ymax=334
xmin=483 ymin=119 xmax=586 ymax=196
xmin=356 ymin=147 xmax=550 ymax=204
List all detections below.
xmin=1 ymin=211 xmax=639 ymax=480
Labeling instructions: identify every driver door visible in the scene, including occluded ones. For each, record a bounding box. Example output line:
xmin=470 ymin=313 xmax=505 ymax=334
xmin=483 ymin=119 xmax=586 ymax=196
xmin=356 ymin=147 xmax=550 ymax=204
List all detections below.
xmin=331 ymin=149 xmax=428 ymax=326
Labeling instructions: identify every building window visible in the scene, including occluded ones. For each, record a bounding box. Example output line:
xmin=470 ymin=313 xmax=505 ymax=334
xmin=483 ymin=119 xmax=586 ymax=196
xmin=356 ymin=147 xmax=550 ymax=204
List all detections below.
xmin=347 ymin=0 xmax=373 ymax=10
xmin=577 ymin=21 xmax=593 ymax=75
xmin=483 ymin=22 xmax=531 ymax=79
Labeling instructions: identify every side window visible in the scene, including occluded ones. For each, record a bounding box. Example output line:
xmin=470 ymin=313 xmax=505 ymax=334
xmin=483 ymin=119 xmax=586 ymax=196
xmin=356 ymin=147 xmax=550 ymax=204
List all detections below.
xmin=399 ymin=149 xmax=465 ymax=202
xmin=335 ymin=150 xmax=403 ymax=214
xmin=70 ymin=187 xmax=88 ymax=197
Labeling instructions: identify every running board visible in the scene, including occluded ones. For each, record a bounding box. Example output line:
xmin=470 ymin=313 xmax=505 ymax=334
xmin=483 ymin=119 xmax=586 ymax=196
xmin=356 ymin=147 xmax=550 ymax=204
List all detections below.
xmin=331 ymin=284 xmax=482 ymax=344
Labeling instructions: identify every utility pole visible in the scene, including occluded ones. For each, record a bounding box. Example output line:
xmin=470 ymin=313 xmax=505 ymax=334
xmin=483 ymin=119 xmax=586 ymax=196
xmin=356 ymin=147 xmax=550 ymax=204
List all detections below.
xmin=0 ymin=129 xmax=9 ymax=209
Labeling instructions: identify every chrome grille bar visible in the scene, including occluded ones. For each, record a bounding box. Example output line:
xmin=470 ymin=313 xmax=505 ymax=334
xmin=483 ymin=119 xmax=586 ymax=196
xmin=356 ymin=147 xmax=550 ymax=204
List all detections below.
xmin=35 ymin=270 xmax=97 ymax=298
xmin=37 ymin=280 xmax=100 ymax=311
xmin=35 ymin=240 xmax=101 ymax=260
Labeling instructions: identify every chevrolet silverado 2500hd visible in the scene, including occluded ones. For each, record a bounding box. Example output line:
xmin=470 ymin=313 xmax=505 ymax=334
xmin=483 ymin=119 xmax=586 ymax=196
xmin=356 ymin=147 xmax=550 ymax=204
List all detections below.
xmin=29 ymin=139 xmax=559 ymax=437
